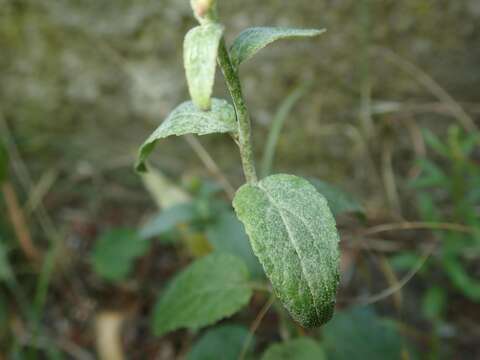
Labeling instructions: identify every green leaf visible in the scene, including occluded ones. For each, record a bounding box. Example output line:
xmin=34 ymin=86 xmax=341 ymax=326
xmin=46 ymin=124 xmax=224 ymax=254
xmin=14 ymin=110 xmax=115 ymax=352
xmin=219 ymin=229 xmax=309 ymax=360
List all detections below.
xmin=152 ymin=254 xmax=253 ymax=337
xmin=233 ymin=174 xmax=340 ymax=327
xmin=91 ymin=229 xmax=150 ymax=282
xmin=184 ymin=23 xmax=224 ymax=110
xmin=308 ymin=179 xmax=363 ymax=216
xmin=323 ymin=307 xmax=403 ymax=360
xmin=443 ymin=256 xmax=480 ymax=301
xmin=422 ymin=129 xmax=449 ymax=157
xmin=389 ymin=252 xmax=423 ymax=272
xmin=187 ymin=325 xmax=253 ymax=360
xmin=136 ymin=99 xmax=237 ymax=172
xmin=422 ymin=286 xmax=446 ymax=320
xmin=230 ymin=27 xmax=326 ymax=68
xmin=207 ymin=212 xmax=264 ymax=279
xmin=0 ymin=241 xmax=12 ymax=282
xmin=140 ymin=203 xmax=197 ymax=239
xmin=0 ymin=143 xmax=8 ymax=184
xmin=261 ymin=338 xmax=326 ymax=360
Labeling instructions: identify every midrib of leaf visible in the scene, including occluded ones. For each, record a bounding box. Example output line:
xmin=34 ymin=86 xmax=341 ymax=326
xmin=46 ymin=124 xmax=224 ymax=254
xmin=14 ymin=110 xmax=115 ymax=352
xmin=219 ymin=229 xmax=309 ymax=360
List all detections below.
xmin=256 ymin=183 xmax=321 ymax=320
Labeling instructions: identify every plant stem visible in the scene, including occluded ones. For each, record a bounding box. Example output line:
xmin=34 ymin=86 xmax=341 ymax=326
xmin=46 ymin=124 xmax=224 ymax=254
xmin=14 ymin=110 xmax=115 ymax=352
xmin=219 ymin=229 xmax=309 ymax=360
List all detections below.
xmin=217 ymin=40 xmax=258 ymax=183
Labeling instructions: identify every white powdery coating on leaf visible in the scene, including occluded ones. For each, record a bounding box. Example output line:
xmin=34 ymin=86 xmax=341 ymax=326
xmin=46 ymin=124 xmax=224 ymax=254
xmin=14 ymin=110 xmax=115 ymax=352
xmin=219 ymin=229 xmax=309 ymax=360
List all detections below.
xmin=233 ymin=174 xmax=340 ymax=327
xmin=230 ymin=27 xmax=326 ymax=68
xmin=184 ymin=23 xmax=224 ymax=110
xmin=136 ymin=98 xmax=236 ymax=171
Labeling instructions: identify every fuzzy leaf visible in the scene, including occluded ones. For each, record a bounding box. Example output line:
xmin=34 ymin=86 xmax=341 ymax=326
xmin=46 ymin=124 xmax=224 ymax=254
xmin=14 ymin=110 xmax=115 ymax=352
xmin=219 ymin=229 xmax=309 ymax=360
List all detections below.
xmin=261 ymin=338 xmax=326 ymax=360
xmin=187 ymin=325 xmax=253 ymax=360
xmin=233 ymin=174 xmax=340 ymax=327
xmin=230 ymin=27 xmax=325 ymax=68
xmin=184 ymin=23 xmax=224 ymax=110
xmin=152 ymin=254 xmax=252 ymax=336
xmin=136 ymin=99 xmax=236 ymax=172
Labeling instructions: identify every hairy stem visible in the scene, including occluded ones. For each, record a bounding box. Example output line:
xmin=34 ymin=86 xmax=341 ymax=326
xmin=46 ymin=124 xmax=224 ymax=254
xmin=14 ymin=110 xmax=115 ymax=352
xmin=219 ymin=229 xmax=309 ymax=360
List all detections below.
xmin=217 ymin=40 xmax=258 ymax=183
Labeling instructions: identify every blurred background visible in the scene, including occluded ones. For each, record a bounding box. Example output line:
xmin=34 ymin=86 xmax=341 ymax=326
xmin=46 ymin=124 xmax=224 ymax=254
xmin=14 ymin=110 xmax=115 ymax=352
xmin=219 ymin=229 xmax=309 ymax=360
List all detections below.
xmin=1 ymin=0 xmax=480 ymax=358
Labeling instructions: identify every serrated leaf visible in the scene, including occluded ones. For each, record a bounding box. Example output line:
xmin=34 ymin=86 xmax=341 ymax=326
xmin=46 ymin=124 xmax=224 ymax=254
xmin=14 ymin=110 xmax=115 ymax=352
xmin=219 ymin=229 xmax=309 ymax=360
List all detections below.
xmin=323 ymin=307 xmax=403 ymax=360
xmin=230 ymin=27 xmax=326 ymax=68
xmin=207 ymin=212 xmax=264 ymax=279
xmin=233 ymin=174 xmax=340 ymax=327
xmin=261 ymin=338 xmax=326 ymax=360
xmin=136 ymin=99 xmax=236 ymax=172
xmin=0 ymin=143 xmax=8 ymax=184
xmin=308 ymin=179 xmax=363 ymax=216
xmin=152 ymin=254 xmax=252 ymax=336
xmin=184 ymin=23 xmax=224 ymax=110
xmin=187 ymin=325 xmax=253 ymax=360
xmin=91 ymin=229 xmax=150 ymax=282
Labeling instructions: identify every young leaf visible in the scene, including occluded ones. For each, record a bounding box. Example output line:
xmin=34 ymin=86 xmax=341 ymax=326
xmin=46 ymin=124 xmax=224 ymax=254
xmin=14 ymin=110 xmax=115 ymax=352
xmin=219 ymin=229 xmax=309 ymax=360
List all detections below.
xmin=206 ymin=212 xmax=264 ymax=279
xmin=184 ymin=23 xmax=224 ymax=110
xmin=187 ymin=325 xmax=253 ymax=360
xmin=230 ymin=27 xmax=326 ymax=68
xmin=233 ymin=174 xmax=340 ymax=327
xmin=308 ymin=179 xmax=363 ymax=216
xmin=91 ymin=229 xmax=150 ymax=282
xmin=261 ymin=338 xmax=326 ymax=360
xmin=136 ymin=99 xmax=236 ymax=172
xmin=152 ymin=254 xmax=253 ymax=337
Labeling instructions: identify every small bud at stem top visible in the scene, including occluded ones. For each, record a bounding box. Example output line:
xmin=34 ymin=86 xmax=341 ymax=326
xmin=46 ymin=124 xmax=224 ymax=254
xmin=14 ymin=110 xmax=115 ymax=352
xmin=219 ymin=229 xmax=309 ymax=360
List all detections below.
xmin=191 ymin=0 xmax=218 ymax=23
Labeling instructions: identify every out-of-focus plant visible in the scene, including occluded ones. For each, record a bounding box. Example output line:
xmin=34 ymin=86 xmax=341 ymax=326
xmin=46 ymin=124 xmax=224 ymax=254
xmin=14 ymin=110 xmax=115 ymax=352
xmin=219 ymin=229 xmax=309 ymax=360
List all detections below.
xmin=410 ymin=126 xmax=480 ymax=302
xmin=391 ymin=125 xmax=480 ymax=356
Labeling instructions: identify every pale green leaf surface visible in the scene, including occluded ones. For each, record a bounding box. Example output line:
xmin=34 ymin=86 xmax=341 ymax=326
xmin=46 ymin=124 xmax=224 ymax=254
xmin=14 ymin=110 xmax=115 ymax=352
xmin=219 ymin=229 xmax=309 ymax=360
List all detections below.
xmin=184 ymin=23 xmax=224 ymax=110
xmin=91 ymin=229 xmax=150 ymax=282
xmin=261 ymin=338 xmax=326 ymax=360
xmin=230 ymin=27 xmax=325 ymax=68
xmin=187 ymin=325 xmax=253 ymax=360
xmin=233 ymin=174 xmax=340 ymax=327
xmin=136 ymin=99 xmax=236 ymax=172
xmin=152 ymin=254 xmax=252 ymax=336
xmin=207 ymin=212 xmax=264 ymax=279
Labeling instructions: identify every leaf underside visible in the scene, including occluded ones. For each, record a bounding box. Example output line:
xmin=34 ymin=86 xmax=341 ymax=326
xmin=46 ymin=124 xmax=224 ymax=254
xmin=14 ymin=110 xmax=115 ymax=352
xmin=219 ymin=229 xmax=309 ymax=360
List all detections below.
xmin=233 ymin=174 xmax=340 ymax=327
xmin=152 ymin=254 xmax=252 ymax=337
xmin=136 ymin=99 xmax=236 ymax=172
xmin=184 ymin=23 xmax=224 ymax=110
xmin=230 ymin=27 xmax=326 ymax=68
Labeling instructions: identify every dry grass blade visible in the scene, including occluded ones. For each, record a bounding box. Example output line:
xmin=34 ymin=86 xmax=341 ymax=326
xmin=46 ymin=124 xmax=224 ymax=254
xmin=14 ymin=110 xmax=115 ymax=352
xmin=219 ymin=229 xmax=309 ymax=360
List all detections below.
xmin=374 ymin=46 xmax=478 ymax=132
